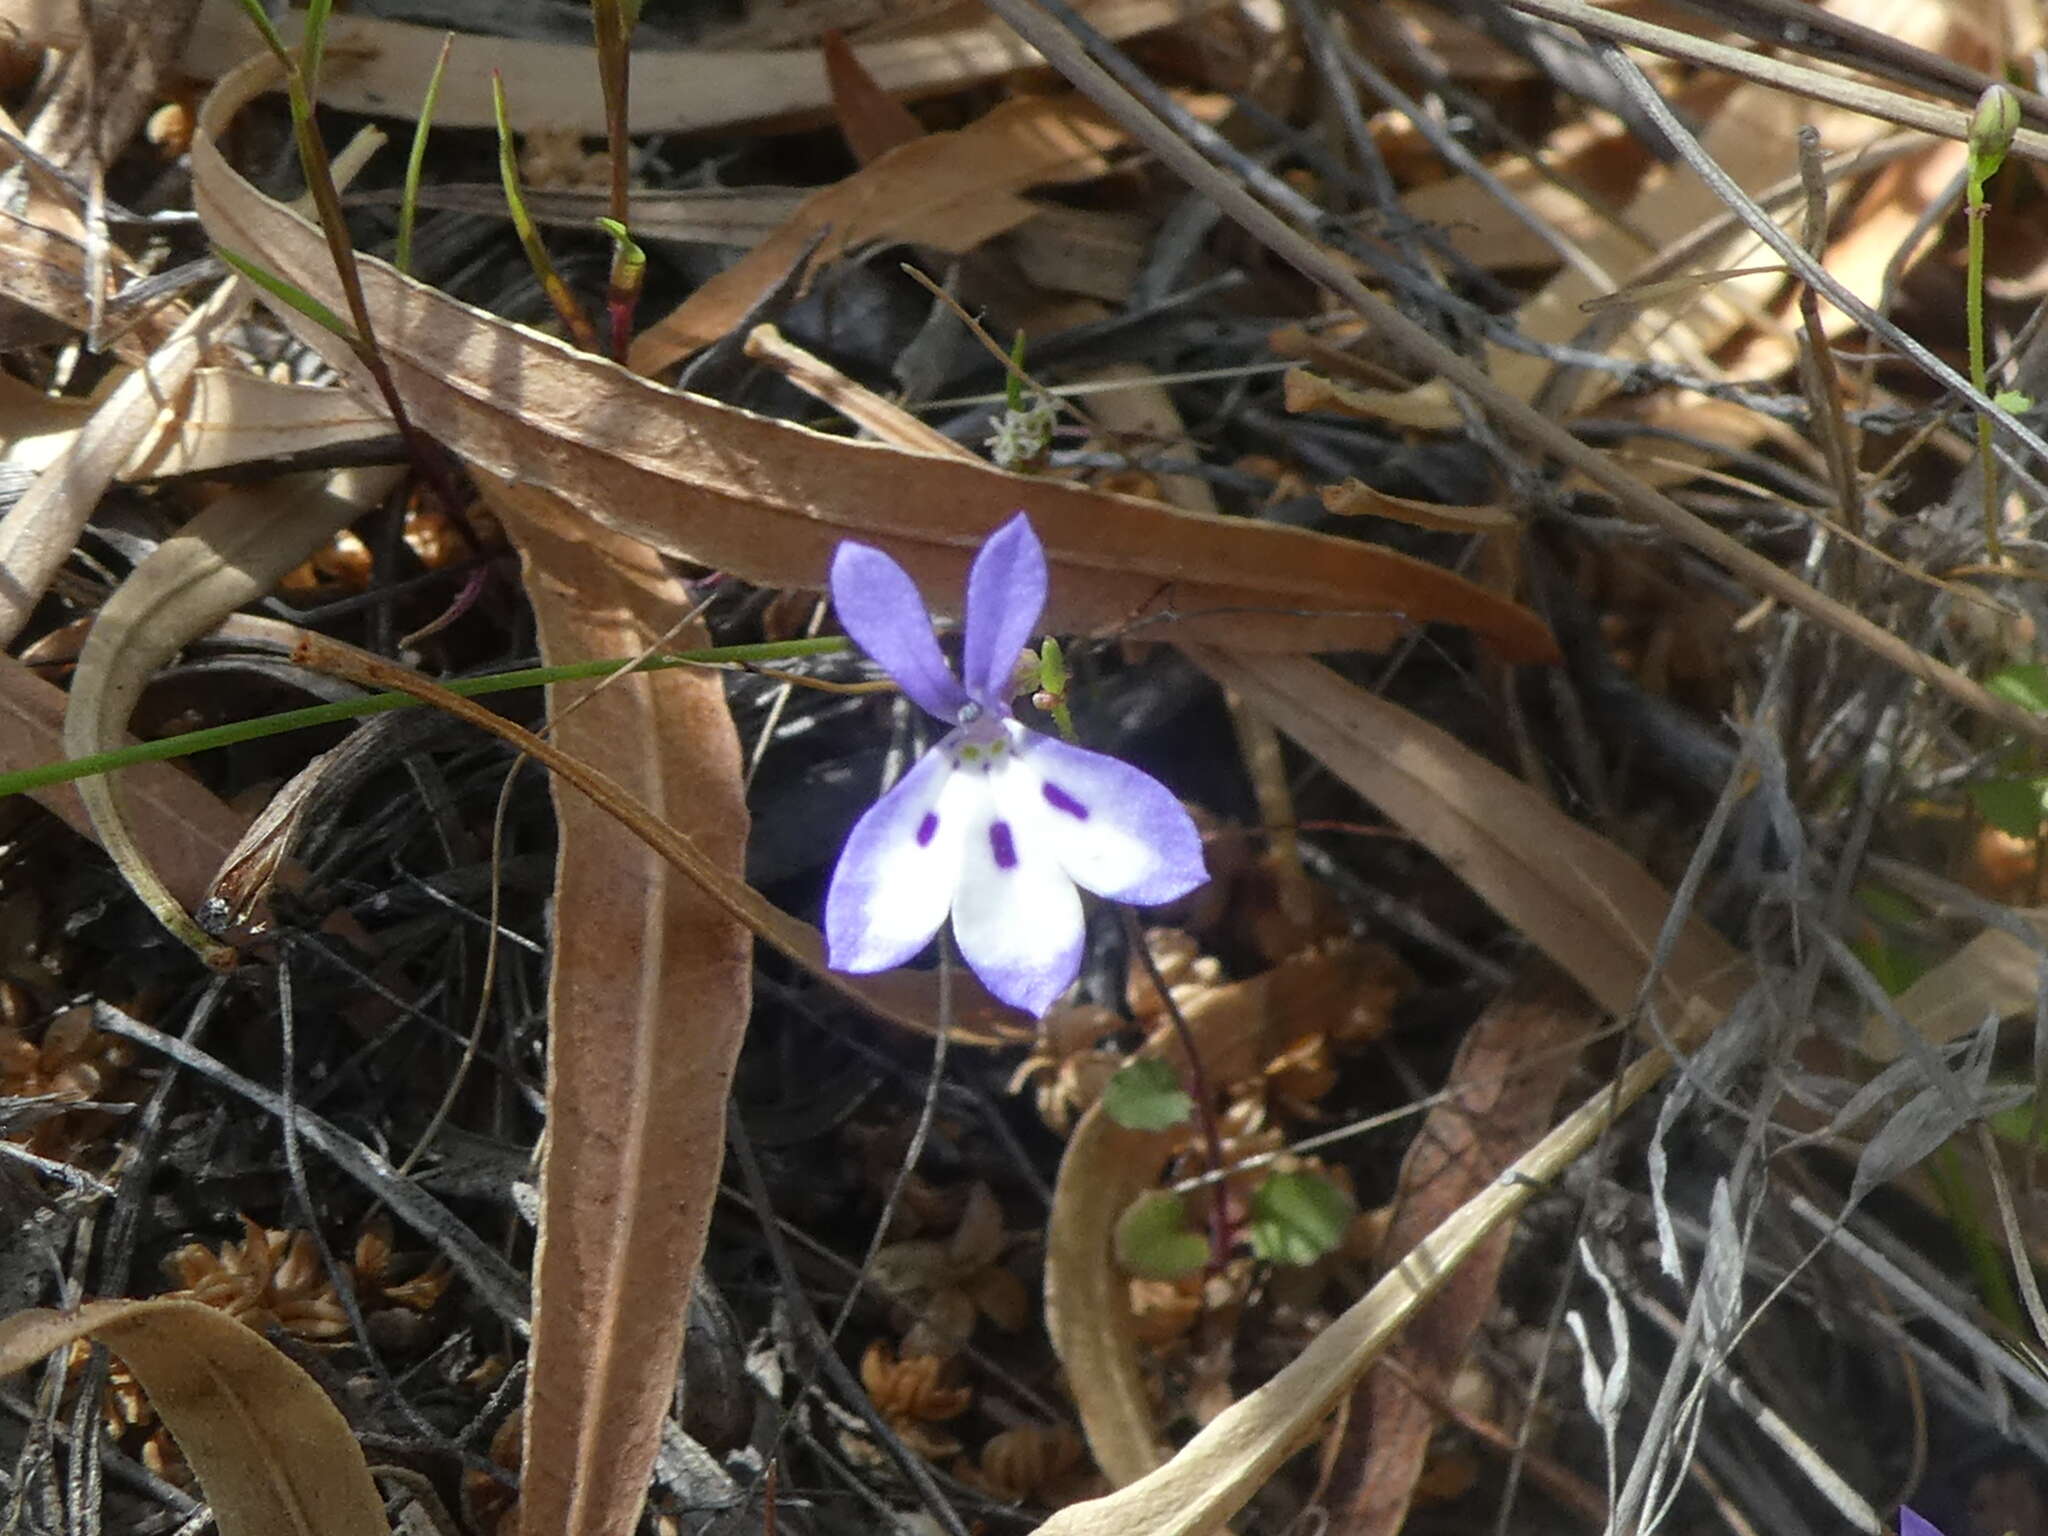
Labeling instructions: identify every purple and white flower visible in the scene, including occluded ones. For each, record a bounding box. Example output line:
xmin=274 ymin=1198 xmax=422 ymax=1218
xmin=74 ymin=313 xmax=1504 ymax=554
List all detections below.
xmin=824 ymin=512 xmax=1208 ymax=1016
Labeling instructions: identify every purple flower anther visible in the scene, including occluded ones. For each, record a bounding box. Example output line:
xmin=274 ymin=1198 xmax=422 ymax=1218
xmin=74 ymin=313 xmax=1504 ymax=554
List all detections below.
xmin=823 ymin=512 xmax=1209 ymax=1016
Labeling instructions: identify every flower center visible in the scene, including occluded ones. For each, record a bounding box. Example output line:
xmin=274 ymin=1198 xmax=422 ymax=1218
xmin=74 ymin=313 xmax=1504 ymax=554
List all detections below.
xmin=946 ymin=714 xmax=1012 ymax=772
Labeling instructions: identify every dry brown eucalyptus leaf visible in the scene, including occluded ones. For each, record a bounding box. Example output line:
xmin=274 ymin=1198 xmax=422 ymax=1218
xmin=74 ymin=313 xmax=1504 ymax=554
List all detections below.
xmin=189 ymin=52 xmax=1558 ymax=665
xmin=629 ymin=93 xmax=1127 ymax=372
xmin=0 ymin=1299 xmax=385 ymax=1536
xmin=480 ymin=477 xmax=753 ymax=1536
xmin=0 ymin=656 xmax=252 ymax=911
xmin=1327 ymin=964 xmax=1591 ymax=1536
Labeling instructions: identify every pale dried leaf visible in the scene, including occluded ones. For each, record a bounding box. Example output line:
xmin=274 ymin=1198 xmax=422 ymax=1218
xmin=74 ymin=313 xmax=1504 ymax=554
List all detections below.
xmin=9 ymin=0 xmax=1218 ymax=135
xmin=487 ymin=478 xmax=754 ymax=1536
xmin=1190 ymin=651 xmax=1745 ymax=1019
xmin=1850 ymin=1017 xmax=2013 ymax=1206
xmin=0 ymin=1299 xmax=385 ymax=1536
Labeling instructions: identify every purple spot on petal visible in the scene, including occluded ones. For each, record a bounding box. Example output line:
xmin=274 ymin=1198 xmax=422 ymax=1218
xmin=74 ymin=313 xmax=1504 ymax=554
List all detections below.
xmin=916 ymin=812 xmax=939 ymax=847
xmin=989 ymin=821 xmax=1018 ymax=870
xmin=1042 ymin=781 xmax=1090 ymax=819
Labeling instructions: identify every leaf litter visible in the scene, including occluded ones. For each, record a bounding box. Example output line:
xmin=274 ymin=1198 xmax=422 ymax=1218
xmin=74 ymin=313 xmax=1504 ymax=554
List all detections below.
xmin=6 ymin=1 xmax=2048 ymax=1535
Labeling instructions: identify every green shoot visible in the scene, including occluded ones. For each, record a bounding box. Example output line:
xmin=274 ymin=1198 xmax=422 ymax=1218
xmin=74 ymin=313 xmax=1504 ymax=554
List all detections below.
xmin=597 ymin=216 xmax=646 ymax=365
xmin=1967 ymin=83 xmax=2021 ymax=559
xmin=396 ymin=33 xmax=455 ymax=277
xmin=491 ymin=71 xmax=600 ymax=352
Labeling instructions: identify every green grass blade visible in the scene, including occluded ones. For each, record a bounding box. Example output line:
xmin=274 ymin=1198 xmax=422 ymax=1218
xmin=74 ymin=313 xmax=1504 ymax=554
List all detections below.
xmin=0 ymin=637 xmax=849 ymax=800
xmin=301 ymin=0 xmax=335 ymax=97
xmin=213 ymin=245 xmax=358 ymax=341
xmin=397 ymin=33 xmax=456 ymax=276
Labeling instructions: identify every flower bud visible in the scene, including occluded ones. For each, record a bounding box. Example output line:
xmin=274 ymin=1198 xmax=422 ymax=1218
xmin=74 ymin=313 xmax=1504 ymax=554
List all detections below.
xmin=1970 ymin=83 xmax=2021 ymax=185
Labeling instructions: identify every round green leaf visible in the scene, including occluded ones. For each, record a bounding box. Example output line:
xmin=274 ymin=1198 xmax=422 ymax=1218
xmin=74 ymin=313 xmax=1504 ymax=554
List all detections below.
xmin=1248 ymin=1170 xmax=1355 ymax=1267
xmin=1103 ymin=1058 xmax=1195 ymax=1132
xmin=1114 ymin=1191 xmax=1210 ymax=1280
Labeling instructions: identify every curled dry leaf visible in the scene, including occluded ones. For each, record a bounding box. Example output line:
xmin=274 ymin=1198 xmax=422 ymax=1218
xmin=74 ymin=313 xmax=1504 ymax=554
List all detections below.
xmin=190 ymin=52 xmax=1558 ymax=666
xmin=1318 ymin=478 xmax=1518 ymax=535
xmin=482 ymin=477 xmax=753 ymax=1536
xmin=8 ymin=0 xmax=1220 ymax=134
xmin=0 ymin=1299 xmax=386 ymax=1536
xmin=62 ymin=469 xmax=401 ymax=964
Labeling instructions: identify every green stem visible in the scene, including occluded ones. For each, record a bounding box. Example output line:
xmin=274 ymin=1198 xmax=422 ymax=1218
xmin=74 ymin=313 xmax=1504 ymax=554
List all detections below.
xmin=1 ymin=636 xmax=848 ymax=800
xmin=1969 ymin=176 xmax=1998 ymax=558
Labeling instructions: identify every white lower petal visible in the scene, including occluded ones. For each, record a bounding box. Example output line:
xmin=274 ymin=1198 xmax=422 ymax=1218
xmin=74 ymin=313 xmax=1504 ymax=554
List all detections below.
xmin=825 ymin=750 xmax=974 ymax=973
xmin=998 ymin=727 xmax=1208 ymax=905
xmin=950 ymin=773 xmax=1084 ymax=1017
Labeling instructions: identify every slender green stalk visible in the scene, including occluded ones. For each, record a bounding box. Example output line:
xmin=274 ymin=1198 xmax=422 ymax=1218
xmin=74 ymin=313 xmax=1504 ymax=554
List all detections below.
xmin=225 ymin=0 xmax=472 ymax=534
xmin=492 ymin=72 xmax=599 ymax=351
xmin=396 ymin=33 xmax=455 ymax=276
xmin=1967 ymin=84 xmax=2020 ymax=559
xmin=1 ymin=637 xmax=848 ymax=800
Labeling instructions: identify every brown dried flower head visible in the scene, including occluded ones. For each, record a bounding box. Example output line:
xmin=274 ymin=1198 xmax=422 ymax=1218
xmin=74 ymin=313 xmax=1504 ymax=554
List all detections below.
xmin=860 ymin=1339 xmax=974 ymax=1425
xmin=162 ymin=1217 xmax=350 ymax=1341
xmin=963 ymin=1424 xmax=1096 ymax=1506
xmin=1 ymin=1007 xmax=138 ymax=1161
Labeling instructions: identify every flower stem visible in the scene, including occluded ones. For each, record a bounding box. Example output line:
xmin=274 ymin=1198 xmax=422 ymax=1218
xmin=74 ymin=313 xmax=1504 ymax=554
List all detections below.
xmin=1119 ymin=906 xmax=1233 ymax=1269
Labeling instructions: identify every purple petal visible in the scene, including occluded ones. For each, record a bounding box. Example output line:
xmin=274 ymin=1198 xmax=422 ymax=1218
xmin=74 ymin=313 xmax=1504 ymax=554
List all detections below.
xmin=1000 ymin=730 xmax=1207 ymax=905
xmin=951 ymin=783 xmax=1083 ymax=1016
xmin=960 ymin=512 xmax=1047 ymax=705
xmin=825 ymin=748 xmax=967 ymax=973
xmin=1899 ymin=1511 xmax=1945 ymax=1536
xmin=830 ymin=542 xmax=968 ymax=721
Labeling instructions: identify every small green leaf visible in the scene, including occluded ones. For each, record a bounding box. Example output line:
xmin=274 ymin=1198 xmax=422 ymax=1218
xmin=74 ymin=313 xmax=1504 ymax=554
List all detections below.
xmin=1969 ymin=777 xmax=2048 ymax=837
xmin=1994 ymin=390 xmax=2034 ymax=414
xmin=1103 ymin=1058 xmax=1193 ymax=1132
xmin=1988 ymin=664 xmax=2048 ymax=715
xmin=1114 ymin=1192 xmax=1209 ymax=1280
xmin=1247 ymin=1170 xmax=1354 ymax=1267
